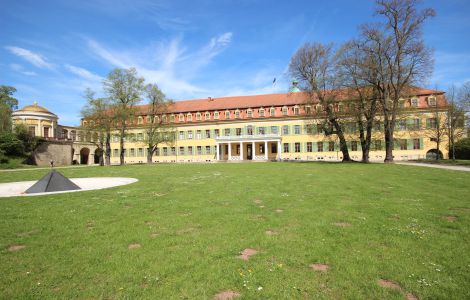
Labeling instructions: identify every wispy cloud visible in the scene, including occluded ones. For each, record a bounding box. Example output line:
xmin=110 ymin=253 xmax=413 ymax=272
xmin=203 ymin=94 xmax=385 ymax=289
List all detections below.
xmin=10 ymin=63 xmax=37 ymax=76
xmin=65 ymin=64 xmax=102 ymax=81
xmin=5 ymin=46 xmax=53 ymax=69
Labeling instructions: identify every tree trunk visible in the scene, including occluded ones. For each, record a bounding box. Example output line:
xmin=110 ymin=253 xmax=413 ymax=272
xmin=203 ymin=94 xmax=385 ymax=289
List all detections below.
xmin=105 ymin=132 xmax=111 ymax=166
xmin=384 ymin=125 xmax=394 ymax=163
xmin=119 ymin=127 xmax=125 ymax=165
xmin=332 ymin=121 xmax=351 ymax=162
xmin=436 ymin=140 xmax=440 ymax=160
xmin=147 ymin=147 xmax=154 ymax=164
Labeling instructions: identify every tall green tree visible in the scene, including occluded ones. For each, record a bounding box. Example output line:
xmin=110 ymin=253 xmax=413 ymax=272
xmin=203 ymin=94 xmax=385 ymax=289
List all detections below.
xmin=144 ymin=84 xmax=176 ymax=163
xmin=104 ymin=68 xmax=145 ymax=165
xmin=81 ymin=88 xmax=114 ymax=166
xmin=0 ymin=86 xmax=19 ymax=133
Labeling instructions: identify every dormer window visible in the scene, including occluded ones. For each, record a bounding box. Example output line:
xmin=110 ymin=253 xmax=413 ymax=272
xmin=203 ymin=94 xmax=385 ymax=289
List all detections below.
xmin=247 ymin=109 xmax=253 ymax=118
xmin=179 ymin=114 xmax=184 ymax=122
xmin=162 ymin=115 xmax=167 ymax=123
xmin=235 ymin=109 xmax=241 ymax=119
xmin=428 ymin=96 xmax=436 ymax=107
xmin=225 ymin=110 xmax=230 ymax=119
xmin=338 ymin=104 xmax=344 ymax=113
xmin=270 ymin=107 xmax=275 ymax=117
xmin=205 ymin=112 xmax=210 ymax=120
xmin=411 ymin=98 xmax=418 ymax=107
xmin=170 ymin=114 xmax=175 ymax=122
xmin=214 ymin=111 xmax=219 ymax=119
xmin=137 ymin=117 xmax=143 ymax=125
xmin=282 ymin=106 xmax=288 ymax=116
xmin=146 ymin=116 xmax=151 ymax=123
xmin=196 ymin=112 xmax=201 ymax=121
xmin=154 ymin=116 xmax=159 ymax=123
xmin=259 ymin=108 xmax=265 ymax=117
xmin=305 ymin=105 xmax=311 ymax=115
xmin=187 ymin=113 xmax=192 ymax=122
xmin=293 ymin=105 xmax=300 ymax=115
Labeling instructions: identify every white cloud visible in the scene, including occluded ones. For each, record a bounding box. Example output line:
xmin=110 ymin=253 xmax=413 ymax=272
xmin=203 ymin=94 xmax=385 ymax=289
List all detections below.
xmin=65 ymin=64 xmax=102 ymax=81
xmin=5 ymin=46 xmax=53 ymax=69
xmin=9 ymin=63 xmax=37 ymax=76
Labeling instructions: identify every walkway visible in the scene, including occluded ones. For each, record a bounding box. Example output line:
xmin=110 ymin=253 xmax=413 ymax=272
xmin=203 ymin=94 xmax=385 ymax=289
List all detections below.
xmin=395 ymin=162 xmax=470 ymax=172
xmin=0 ymin=164 xmax=96 ymax=173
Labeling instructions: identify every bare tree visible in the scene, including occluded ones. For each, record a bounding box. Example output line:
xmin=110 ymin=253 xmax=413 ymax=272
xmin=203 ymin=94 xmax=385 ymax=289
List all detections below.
xmin=144 ymin=83 xmax=176 ymax=163
xmin=81 ymin=88 xmax=114 ymax=166
xmin=104 ymin=68 xmax=145 ymax=165
xmin=425 ymin=104 xmax=447 ymax=160
xmin=447 ymin=85 xmax=468 ymax=160
xmin=289 ymin=42 xmax=352 ymax=162
xmin=368 ymin=0 xmax=435 ymax=162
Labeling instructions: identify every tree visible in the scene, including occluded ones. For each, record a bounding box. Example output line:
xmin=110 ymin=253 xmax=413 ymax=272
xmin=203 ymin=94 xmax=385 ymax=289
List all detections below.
xmin=289 ymin=42 xmax=352 ymax=162
xmin=143 ymin=84 xmax=176 ymax=163
xmin=81 ymin=88 xmax=114 ymax=166
xmin=368 ymin=0 xmax=435 ymax=162
xmin=425 ymin=105 xmax=447 ymax=160
xmin=0 ymin=85 xmax=18 ymax=133
xmin=446 ymin=85 xmax=468 ymax=160
xmin=453 ymin=138 xmax=470 ymax=160
xmin=104 ymin=68 xmax=145 ymax=165
xmin=337 ymin=40 xmax=381 ymax=163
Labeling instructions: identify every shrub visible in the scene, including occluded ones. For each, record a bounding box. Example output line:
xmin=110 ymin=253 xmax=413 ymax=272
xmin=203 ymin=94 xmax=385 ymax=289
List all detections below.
xmin=0 ymin=132 xmax=25 ymax=156
xmin=0 ymin=149 xmax=9 ymax=163
xmin=453 ymin=138 xmax=470 ymax=160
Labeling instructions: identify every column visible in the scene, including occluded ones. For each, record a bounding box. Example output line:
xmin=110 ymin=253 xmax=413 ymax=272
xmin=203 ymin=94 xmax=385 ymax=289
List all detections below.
xmin=252 ymin=141 xmax=255 ymax=160
xmin=51 ymin=122 xmax=55 ymax=138
xmin=240 ymin=142 xmax=243 ymax=161
xmin=277 ymin=140 xmax=282 ymax=161
xmin=216 ymin=143 xmax=220 ymax=161
xmin=264 ymin=141 xmax=268 ymax=160
xmin=228 ymin=142 xmax=232 ymax=160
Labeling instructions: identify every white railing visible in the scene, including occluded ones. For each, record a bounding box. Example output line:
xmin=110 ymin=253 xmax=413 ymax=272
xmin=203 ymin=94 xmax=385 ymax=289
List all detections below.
xmin=253 ymin=155 xmax=268 ymax=160
xmin=228 ymin=156 xmax=242 ymax=160
xmin=216 ymin=134 xmax=280 ymax=141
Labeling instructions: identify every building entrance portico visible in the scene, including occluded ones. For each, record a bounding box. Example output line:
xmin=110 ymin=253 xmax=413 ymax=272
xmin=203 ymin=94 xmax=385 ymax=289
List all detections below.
xmin=216 ymin=134 xmax=281 ymax=161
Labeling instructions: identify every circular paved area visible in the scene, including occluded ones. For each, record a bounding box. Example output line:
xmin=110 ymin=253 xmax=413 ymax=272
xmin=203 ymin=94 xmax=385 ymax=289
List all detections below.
xmin=0 ymin=177 xmax=138 ymax=198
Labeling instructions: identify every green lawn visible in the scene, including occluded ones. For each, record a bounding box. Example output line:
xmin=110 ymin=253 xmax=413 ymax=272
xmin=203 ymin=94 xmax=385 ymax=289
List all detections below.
xmin=1 ymin=163 xmax=469 ymax=299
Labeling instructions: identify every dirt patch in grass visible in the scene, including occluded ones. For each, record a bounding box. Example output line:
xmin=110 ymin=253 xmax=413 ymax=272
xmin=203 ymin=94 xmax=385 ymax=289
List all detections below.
xmin=310 ymin=263 xmax=329 ymax=272
xmin=238 ymin=248 xmax=258 ymax=261
xmin=254 ymin=199 xmax=263 ymax=204
xmin=451 ymin=207 xmax=470 ymax=213
xmin=153 ymin=192 xmax=167 ymax=197
xmin=265 ymin=230 xmax=278 ymax=236
xmin=16 ymin=230 xmax=39 ymax=237
xmin=445 ymin=215 xmax=458 ymax=222
xmin=128 ymin=243 xmax=141 ymax=249
xmin=213 ymin=290 xmax=240 ymax=300
xmin=8 ymin=245 xmax=26 ymax=252
xmin=378 ymin=279 xmax=418 ymax=300
xmin=333 ymin=222 xmax=351 ymax=227
xmin=150 ymin=232 xmax=160 ymax=238
xmin=275 ymin=209 xmax=284 ymax=213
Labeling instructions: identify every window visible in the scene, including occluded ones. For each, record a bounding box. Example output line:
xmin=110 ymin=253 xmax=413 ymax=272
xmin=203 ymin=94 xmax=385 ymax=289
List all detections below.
xmin=156 ymin=148 xmax=160 ymax=156
xmin=411 ymin=98 xmax=418 ymax=107
xmin=205 ymin=112 xmax=210 ymax=120
xmin=179 ymin=146 xmax=185 ymax=155
xmin=338 ymin=104 xmax=344 ymax=113
xmin=214 ymin=111 xmax=219 ymax=119
xmin=214 ymin=129 xmax=220 ymax=137
xmin=351 ymin=141 xmax=358 ymax=151
xmin=206 ymin=146 xmax=211 ymax=154
xmin=235 ymin=110 xmax=241 ymax=118
xmin=247 ymin=109 xmax=253 ymax=118
xmin=188 ymin=146 xmax=193 ymax=155
xmin=294 ymin=125 xmax=301 ymax=134
xmin=295 ymin=142 xmax=301 ymax=153
xmin=428 ymin=96 xmax=436 ymax=107
xmin=187 ymin=113 xmax=192 ymax=122
xmin=427 ymin=118 xmax=437 ymax=129
xmin=258 ymin=127 xmax=266 ymax=135
xmin=197 ymin=146 xmax=202 ymax=155
xmin=317 ymin=124 xmax=323 ymax=133
xmin=398 ymin=120 xmax=407 ymax=131
xmin=247 ymin=126 xmax=253 ymax=135
xmin=225 ymin=111 xmax=230 ymax=119
xmin=170 ymin=115 xmax=175 ymax=122
xmin=270 ymin=107 xmax=275 ymax=117
xmin=316 ymin=104 xmax=323 ymax=112
xmin=400 ymin=139 xmax=407 ymax=150
xmin=271 ymin=126 xmax=278 ymax=135
xmin=236 ymin=128 xmax=242 ymax=136
xmin=305 ymin=106 xmax=311 ymax=115
xmin=137 ymin=133 xmax=143 ymax=141
xmin=294 ymin=106 xmax=300 ymax=115
xmin=163 ymin=147 xmax=169 ymax=156
xmin=171 ymin=147 xmax=176 ymax=155
xmin=179 ymin=131 xmax=185 ymax=140
xmin=225 ymin=128 xmax=230 ymax=136
xmin=282 ymin=125 xmax=289 ymax=135
xmin=162 ymin=115 xmax=167 ymax=123
xmin=271 ymin=143 xmax=277 ymax=154
xmin=307 ymin=142 xmax=313 ymax=152
xmin=28 ymin=126 xmax=35 ymax=137
xmin=329 ymin=141 xmax=335 ymax=152
xmin=196 ymin=112 xmax=201 ymax=121
xmin=154 ymin=116 xmax=159 ymax=123
xmin=259 ymin=108 xmax=265 ymax=117
xmin=317 ymin=142 xmax=323 ymax=152
xmin=44 ymin=127 xmax=49 ymax=138
xmin=179 ymin=114 xmax=184 ymax=122
xmin=138 ymin=117 xmax=143 ymax=125
xmin=259 ymin=144 xmax=265 ymax=154
xmin=196 ymin=130 xmax=202 ymax=139
xmin=146 ymin=116 xmax=151 ymax=123
xmin=188 ymin=131 xmax=193 ymax=139
xmin=413 ymin=138 xmax=420 ymax=150
xmin=282 ymin=106 xmax=288 ymax=116
xmin=411 ymin=119 xmax=420 ymax=130
xmin=205 ymin=130 xmax=211 ymax=138
xmin=283 ymin=143 xmax=289 ymax=153
xmin=138 ymin=148 xmax=143 ymax=156
xmin=113 ymin=149 xmax=118 ymax=157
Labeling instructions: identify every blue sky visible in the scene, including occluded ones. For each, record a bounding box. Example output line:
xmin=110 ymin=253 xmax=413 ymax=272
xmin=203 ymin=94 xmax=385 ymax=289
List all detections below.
xmin=1 ymin=0 xmax=469 ymax=125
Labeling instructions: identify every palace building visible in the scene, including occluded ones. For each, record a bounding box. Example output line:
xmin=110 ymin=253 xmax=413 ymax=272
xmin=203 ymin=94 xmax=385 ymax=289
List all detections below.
xmin=12 ymin=86 xmax=455 ymax=165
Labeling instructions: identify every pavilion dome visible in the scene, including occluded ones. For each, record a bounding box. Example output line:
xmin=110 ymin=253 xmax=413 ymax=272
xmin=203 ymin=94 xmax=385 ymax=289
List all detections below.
xmin=18 ymin=101 xmax=53 ymax=114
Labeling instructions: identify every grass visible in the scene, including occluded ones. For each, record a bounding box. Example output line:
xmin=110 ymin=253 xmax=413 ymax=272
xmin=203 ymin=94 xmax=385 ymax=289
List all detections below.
xmin=0 ymin=162 xmax=469 ymax=299
xmin=0 ymin=157 xmax=37 ymax=169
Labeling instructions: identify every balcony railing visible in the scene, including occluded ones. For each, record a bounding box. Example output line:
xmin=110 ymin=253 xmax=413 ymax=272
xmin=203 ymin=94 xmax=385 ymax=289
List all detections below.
xmin=215 ymin=133 xmax=281 ymax=141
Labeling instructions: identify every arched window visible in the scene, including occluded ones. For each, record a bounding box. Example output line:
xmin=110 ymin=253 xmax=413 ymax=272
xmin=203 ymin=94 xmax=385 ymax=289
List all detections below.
xmin=179 ymin=114 xmax=184 ymax=122
xmin=235 ymin=109 xmax=241 ymax=118
xmin=154 ymin=116 xmax=159 ymax=123
xmin=247 ymin=109 xmax=253 ymax=118
xmin=146 ymin=116 xmax=151 ymax=123
xmin=410 ymin=97 xmax=419 ymax=107
xmin=225 ymin=110 xmax=230 ymax=119
xmin=162 ymin=115 xmax=167 ymax=122
xmin=259 ymin=108 xmax=265 ymax=117
xmin=137 ymin=116 xmax=143 ymax=125
xmin=214 ymin=111 xmax=219 ymax=119
xmin=205 ymin=112 xmax=210 ymax=120
xmin=270 ymin=107 xmax=276 ymax=117
xmin=282 ymin=106 xmax=288 ymax=116
xmin=187 ymin=113 xmax=192 ymax=122
xmin=170 ymin=114 xmax=175 ymax=122
xmin=196 ymin=112 xmax=201 ymax=121
xmin=293 ymin=105 xmax=300 ymax=115
xmin=428 ymin=96 xmax=436 ymax=107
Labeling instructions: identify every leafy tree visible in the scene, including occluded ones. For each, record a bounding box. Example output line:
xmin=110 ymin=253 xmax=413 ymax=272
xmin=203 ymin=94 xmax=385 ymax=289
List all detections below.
xmin=0 ymin=85 xmax=18 ymax=133
xmin=289 ymin=42 xmax=352 ymax=162
xmin=453 ymin=138 xmax=470 ymax=160
xmin=104 ymin=68 xmax=145 ymax=165
xmin=143 ymin=84 xmax=176 ymax=163
xmin=0 ymin=132 xmax=25 ymax=156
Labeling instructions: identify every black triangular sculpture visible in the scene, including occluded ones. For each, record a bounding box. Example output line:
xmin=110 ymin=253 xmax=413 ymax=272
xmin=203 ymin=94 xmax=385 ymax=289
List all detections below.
xmin=25 ymin=170 xmax=81 ymax=194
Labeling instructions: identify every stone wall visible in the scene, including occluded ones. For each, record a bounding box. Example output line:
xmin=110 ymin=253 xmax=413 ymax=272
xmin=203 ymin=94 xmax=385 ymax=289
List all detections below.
xmin=33 ymin=141 xmax=73 ymax=166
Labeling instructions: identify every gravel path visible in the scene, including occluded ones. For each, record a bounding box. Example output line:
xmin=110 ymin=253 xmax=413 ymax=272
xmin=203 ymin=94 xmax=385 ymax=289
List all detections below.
xmin=395 ymin=162 xmax=470 ymax=172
